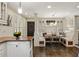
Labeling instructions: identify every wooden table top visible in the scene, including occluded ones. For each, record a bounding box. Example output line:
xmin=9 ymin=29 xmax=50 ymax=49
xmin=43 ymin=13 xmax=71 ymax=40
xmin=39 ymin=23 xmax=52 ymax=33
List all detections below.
xmin=0 ymin=36 xmax=33 ymax=43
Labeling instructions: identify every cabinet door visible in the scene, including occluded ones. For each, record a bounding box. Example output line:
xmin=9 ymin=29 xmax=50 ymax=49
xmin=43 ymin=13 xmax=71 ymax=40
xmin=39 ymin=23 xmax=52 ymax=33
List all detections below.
xmin=0 ymin=2 xmax=7 ymax=25
xmin=0 ymin=43 xmax=7 ymax=57
xmin=7 ymin=41 xmax=31 ymax=57
xmin=16 ymin=42 xmax=31 ymax=57
xmin=7 ymin=42 xmax=18 ymax=57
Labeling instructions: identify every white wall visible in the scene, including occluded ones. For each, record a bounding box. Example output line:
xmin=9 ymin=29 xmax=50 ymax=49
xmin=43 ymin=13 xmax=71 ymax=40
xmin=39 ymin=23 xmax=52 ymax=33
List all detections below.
xmin=64 ymin=16 xmax=75 ymax=40
xmin=74 ymin=16 xmax=79 ymax=45
xmin=40 ymin=18 xmax=64 ymax=34
xmin=0 ymin=7 xmax=26 ymax=37
xmin=63 ymin=16 xmax=76 ymax=46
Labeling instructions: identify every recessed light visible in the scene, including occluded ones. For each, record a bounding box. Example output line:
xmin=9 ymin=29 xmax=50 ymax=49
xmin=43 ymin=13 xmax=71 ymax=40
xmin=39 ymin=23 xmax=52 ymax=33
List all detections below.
xmin=29 ymin=16 xmax=31 ymax=17
xmin=25 ymin=12 xmax=28 ymax=15
xmin=77 ymin=5 xmax=79 ymax=8
xmin=47 ymin=5 xmax=52 ymax=8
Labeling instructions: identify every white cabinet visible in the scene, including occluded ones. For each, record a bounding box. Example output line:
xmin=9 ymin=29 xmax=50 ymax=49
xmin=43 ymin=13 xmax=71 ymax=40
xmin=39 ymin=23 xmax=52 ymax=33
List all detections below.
xmin=0 ymin=43 xmax=7 ymax=57
xmin=0 ymin=2 xmax=7 ymax=20
xmin=7 ymin=41 xmax=32 ymax=57
xmin=0 ymin=2 xmax=7 ymax=24
xmin=0 ymin=41 xmax=32 ymax=57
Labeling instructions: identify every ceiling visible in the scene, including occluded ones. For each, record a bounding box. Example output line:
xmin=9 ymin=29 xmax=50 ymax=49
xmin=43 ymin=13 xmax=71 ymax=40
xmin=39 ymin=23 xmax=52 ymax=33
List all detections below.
xmin=7 ymin=2 xmax=79 ymax=17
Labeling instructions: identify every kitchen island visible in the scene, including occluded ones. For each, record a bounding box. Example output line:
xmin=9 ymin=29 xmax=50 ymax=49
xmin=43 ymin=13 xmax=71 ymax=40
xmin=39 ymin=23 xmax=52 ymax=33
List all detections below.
xmin=0 ymin=36 xmax=33 ymax=57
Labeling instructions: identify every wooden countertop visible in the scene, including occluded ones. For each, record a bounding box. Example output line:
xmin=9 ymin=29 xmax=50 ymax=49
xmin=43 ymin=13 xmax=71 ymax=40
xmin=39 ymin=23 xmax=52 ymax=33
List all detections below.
xmin=0 ymin=36 xmax=33 ymax=43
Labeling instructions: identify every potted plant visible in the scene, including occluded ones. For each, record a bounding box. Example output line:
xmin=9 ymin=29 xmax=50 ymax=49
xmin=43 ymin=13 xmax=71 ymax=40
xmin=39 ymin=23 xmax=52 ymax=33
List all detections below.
xmin=13 ymin=32 xmax=21 ymax=40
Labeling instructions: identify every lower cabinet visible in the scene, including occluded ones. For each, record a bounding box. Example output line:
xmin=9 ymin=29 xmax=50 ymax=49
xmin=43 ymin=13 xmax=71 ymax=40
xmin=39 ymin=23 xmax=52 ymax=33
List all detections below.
xmin=0 ymin=43 xmax=7 ymax=57
xmin=0 ymin=41 xmax=32 ymax=57
xmin=7 ymin=41 xmax=32 ymax=57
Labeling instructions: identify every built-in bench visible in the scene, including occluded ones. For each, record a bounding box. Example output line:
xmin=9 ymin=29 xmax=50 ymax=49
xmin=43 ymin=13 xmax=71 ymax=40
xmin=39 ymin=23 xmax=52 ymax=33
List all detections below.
xmin=38 ymin=33 xmax=74 ymax=47
xmin=39 ymin=37 xmax=74 ymax=47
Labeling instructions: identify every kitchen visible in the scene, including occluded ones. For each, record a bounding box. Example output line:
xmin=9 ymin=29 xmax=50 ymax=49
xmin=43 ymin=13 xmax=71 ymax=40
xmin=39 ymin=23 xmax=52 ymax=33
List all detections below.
xmin=0 ymin=2 xmax=79 ymax=57
xmin=0 ymin=2 xmax=34 ymax=57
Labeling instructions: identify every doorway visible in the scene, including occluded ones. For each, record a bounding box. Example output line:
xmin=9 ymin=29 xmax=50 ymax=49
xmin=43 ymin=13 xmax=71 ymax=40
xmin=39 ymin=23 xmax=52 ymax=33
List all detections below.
xmin=27 ymin=21 xmax=35 ymax=36
xmin=78 ymin=32 xmax=79 ymax=44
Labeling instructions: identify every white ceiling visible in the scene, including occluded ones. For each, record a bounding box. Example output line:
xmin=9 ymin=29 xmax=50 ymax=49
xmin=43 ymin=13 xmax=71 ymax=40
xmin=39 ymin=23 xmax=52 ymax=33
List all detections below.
xmin=7 ymin=2 xmax=79 ymax=17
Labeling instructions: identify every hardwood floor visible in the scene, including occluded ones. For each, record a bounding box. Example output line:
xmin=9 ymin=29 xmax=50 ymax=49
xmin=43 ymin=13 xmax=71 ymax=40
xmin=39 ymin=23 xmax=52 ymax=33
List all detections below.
xmin=33 ymin=43 xmax=79 ymax=57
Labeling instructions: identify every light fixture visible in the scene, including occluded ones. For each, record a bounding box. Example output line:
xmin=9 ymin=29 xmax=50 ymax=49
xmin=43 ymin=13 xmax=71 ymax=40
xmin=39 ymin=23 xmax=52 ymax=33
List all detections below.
xmin=18 ymin=7 xmax=22 ymax=14
xmin=53 ymin=22 xmax=57 ymax=26
xmin=77 ymin=5 xmax=79 ymax=8
xmin=50 ymin=22 xmax=57 ymax=26
xmin=18 ymin=2 xmax=22 ymax=14
xmin=25 ymin=12 xmax=28 ymax=15
xmin=47 ymin=5 xmax=51 ymax=8
xmin=50 ymin=23 xmax=53 ymax=26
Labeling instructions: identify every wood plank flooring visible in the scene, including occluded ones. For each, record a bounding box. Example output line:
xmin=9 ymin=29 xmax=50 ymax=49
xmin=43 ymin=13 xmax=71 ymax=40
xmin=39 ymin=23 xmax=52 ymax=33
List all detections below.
xmin=33 ymin=43 xmax=79 ymax=57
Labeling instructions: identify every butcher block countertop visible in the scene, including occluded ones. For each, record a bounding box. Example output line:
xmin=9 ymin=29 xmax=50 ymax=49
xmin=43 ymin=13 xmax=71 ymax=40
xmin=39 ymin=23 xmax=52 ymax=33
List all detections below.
xmin=0 ymin=36 xmax=33 ymax=43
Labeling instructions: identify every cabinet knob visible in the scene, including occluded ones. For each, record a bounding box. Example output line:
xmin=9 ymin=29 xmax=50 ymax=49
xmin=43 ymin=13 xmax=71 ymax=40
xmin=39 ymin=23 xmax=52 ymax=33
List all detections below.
xmin=16 ymin=45 xmax=18 ymax=47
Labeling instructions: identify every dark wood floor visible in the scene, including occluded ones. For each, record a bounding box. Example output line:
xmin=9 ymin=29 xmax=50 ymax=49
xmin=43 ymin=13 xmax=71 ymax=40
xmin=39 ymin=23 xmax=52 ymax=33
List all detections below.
xmin=33 ymin=43 xmax=79 ymax=57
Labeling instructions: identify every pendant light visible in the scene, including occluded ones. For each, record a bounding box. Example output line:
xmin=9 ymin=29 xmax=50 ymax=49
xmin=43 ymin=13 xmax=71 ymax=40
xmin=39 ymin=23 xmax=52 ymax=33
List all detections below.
xmin=18 ymin=2 xmax=22 ymax=14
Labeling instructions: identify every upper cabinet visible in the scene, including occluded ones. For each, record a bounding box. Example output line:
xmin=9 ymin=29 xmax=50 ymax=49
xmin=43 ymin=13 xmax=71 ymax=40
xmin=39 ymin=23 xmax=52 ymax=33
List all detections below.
xmin=0 ymin=2 xmax=7 ymax=24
